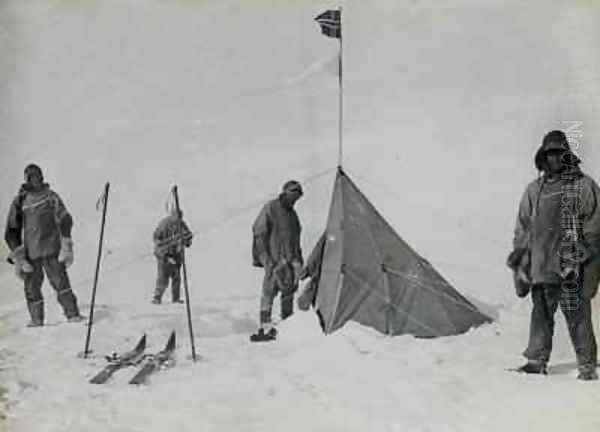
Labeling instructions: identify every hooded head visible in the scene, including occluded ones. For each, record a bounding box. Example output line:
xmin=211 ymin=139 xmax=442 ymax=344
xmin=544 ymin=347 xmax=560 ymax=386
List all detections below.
xmin=280 ymin=180 xmax=303 ymax=207
xmin=23 ymin=164 xmax=45 ymax=190
xmin=534 ymin=130 xmax=581 ymax=173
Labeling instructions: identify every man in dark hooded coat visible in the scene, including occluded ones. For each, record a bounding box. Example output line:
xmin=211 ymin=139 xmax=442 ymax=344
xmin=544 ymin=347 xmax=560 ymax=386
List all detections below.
xmin=508 ymin=130 xmax=600 ymax=380
xmin=251 ymin=180 xmax=304 ymax=340
xmin=4 ymin=164 xmax=83 ymax=326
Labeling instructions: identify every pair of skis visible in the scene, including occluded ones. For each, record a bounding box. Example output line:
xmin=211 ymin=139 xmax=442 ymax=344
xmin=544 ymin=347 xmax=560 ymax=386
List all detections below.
xmin=89 ymin=331 xmax=176 ymax=385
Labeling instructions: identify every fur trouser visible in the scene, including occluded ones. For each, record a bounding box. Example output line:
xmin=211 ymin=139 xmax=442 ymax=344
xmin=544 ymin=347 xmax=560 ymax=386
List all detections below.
xmin=24 ymin=255 xmax=80 ymax=322
xmin=154 ymin=258 xmax=182 ymax=302
xmin=259 ymin=270 xmax=296 ymax=324
xmin=524 ymin=284 xmax=597 ymax=370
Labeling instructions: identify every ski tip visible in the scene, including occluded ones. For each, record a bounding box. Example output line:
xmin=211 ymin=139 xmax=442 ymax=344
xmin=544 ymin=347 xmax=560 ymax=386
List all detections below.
xmin=128 ymin=374 xmax=147 ymax=386
xmin=136 ymin=334 xmax=147 ymax=351
xmin=129 ymin=377 xmax=145 ymax=386
xmin=166 ymin=331 xmax=176 ymax=350
xmin=89 ymin=376 xmax=105 ymax=385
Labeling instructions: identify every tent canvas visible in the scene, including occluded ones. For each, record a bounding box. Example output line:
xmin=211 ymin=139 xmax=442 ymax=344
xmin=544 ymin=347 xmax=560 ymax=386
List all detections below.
xmin=308 ymin=168 xmax=492 ymax=337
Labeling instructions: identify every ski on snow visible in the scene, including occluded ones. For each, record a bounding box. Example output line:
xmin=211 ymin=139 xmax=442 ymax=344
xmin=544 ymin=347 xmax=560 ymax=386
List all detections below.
xmin=129 ymin=331 xmax=176 ymax=385
xmin=89 ymin=334 xmax=147 ymax=384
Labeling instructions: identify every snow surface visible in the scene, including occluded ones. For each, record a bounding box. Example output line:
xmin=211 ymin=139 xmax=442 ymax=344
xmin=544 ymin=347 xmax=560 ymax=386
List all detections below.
xmin=2 ymin=0 xmax=600 ymax=431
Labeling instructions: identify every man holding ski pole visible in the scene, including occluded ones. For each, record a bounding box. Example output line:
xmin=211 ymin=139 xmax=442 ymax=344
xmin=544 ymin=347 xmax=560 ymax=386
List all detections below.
xmin=152 ymin=207 xmax=193 ymax=304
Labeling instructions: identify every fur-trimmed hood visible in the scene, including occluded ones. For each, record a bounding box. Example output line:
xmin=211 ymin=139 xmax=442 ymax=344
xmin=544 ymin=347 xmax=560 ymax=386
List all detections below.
xmin=534 ymin=132 xmax=581 ymax=172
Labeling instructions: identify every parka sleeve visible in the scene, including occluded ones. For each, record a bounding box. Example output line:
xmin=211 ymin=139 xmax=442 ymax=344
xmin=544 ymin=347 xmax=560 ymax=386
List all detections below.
xmin=52 ymin=192 xmax=73 ymax=238
xmin=4 ymin=196 xmax=23 ymax=253
xmin=295 ymin=214 xmax=303 ymax=265
xmin=153 ymin=223 xmax=162 ymax=243
xmin=513 ymin=184 xmax=534 ymax=251
xmin=252 ymin=203 xmax=272 ymax=262
xmin=581 ymin=177 xmax=600 ymax=255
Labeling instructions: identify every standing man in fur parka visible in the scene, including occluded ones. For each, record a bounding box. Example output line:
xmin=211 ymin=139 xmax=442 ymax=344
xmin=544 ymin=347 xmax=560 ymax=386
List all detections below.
xmin=508 ymin=130 xmax=600 ymax=380
xmin=251 ymin=180 xmax=304 ymax=341
xmin=4 ymin=164 xmax=83 ymax=327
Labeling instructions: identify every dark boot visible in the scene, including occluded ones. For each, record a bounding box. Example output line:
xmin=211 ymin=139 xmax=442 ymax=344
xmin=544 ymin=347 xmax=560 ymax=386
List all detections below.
xmin=57 ymin=289 xmax=81 ymax=320
xmin=250 ymin=327 xmax=277 ymax=342
xmin=516 ymin=361 xmax=548 ymax=375
xmin=26 ymin=301 xmax=44 ymax=327
xmin=577 ymin=365 xmax=598 ymax=381
xmin=251 ymin=310 xmax=277 ymax=342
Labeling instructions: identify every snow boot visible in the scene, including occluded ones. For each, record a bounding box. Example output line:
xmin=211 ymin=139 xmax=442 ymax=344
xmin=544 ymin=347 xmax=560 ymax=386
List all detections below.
xmin=515 ymin=361 xmax=548 ymax=375
xmin=57 ymin=288 xmax=81 ymax=321
xmin=26 ymin=300 xmax=44 ymax=327
xmin=577 ymin=366 xmax=598 ymax=381
xmin=26 ymin=320 xmax=44 ymax=328
xmin=249 ymin=327 xmax=277 ymax=342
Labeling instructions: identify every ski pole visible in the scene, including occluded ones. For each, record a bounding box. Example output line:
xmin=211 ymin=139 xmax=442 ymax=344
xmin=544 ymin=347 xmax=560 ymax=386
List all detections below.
xmin=84 ymin=182 xmax=110 ymax=358
xmin=172 ymin=185 xmax=197 ymax=361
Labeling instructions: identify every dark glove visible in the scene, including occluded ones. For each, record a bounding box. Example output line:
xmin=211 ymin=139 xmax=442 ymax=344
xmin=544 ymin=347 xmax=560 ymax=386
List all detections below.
xmin=297 ymin=282 xmax=316 ymax=311
xmin=507 ymin=248 xmax=527 ymax=270
xmin=582 ymin=254 xmax=600 ymax=299
xmin=513 ymin=269 xmax=531 ymax=298
xmin=508 ymin=248 xmax=531 ymax=298
xmin=260 ymin=253 xmax=274 ymax=277
xmin=270 ymin=260 xmax=298 ymax=295
xmin=291 ymin=261 xmax=302 ymax=285
xmin=8 ymin=245 xmax=34 ymax=280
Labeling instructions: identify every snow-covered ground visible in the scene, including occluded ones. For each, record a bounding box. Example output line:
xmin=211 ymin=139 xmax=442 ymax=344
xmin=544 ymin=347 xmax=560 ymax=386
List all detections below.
xmin=2 ymin=1 xmax=600 ymax=431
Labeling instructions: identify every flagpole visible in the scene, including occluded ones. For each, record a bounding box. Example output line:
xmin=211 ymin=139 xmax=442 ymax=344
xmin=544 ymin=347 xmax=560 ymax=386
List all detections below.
xmin=84 ymin=181 xmax=110 ymax=358
xmin=338 ymin=6 xmax=343 ymax=168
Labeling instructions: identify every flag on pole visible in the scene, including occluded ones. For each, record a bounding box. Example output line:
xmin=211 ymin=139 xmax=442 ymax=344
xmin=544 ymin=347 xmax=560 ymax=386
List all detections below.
xmin=315 ymin=10 xmax=341 ymax=39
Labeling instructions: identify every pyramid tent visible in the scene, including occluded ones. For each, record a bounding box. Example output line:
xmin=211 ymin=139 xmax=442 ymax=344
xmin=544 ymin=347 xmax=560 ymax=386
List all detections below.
xmin=308 ymin=168 xmax=492 ymax=337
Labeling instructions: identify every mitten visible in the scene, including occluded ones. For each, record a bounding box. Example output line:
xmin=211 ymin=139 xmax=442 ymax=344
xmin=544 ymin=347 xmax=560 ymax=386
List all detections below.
xmin=507 ymin=248 xmax=531 ymax=298
xmin=58 ymin=237 xmax=74 ymax=268
xmin=259 ymin=253 xmax=274 ymax=276
xmin=9 ymin=245 xmax=33 ymax=279
xmin=291 ymin=260 xmax=303 ymax=285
